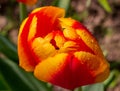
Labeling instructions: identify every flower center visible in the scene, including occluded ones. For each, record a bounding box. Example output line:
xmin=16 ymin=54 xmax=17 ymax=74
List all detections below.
xmin=50 ymin=39 xmax=59 ymax=50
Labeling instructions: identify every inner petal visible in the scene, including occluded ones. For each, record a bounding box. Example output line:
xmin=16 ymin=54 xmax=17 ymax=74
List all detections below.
xmin=31 ymin=37 xmax=56 ymax=63
xmin=58 ymin=18 xmax=95 ymax=55
xmin=45 ymin=30 xmax=66 ymax=50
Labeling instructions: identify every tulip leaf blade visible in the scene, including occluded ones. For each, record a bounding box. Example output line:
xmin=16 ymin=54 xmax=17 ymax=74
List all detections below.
xmin=58 ymin=0 xmax=70 ymax=11
xmin=0 ymin=58 xmax=52 ymax=91
xmin=0 ymin=35 xmax=18 ymax=62
xmin=82 ymin=83 xmax=104 ymax=91
xmin=0 ymin=71 xmax=11 ymax=90
xmin=98 ymin=0 xmax=112 ymax=13
xmin=53 ymin=0 xmax=71 ymax=11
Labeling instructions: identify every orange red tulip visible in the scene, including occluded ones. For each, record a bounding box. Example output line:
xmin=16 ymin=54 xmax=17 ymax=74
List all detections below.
xmin=17 ymin=0 xmax=37 ymax=5
xmin=18 ymin=6 xmax=109 ymax=89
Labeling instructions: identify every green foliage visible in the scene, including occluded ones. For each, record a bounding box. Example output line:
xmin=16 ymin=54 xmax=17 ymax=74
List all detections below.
xmin=19 ymin=3 xmax=27 ymax=22
xmin=0 ymin=35 xmax=52 ymax=91
xmin=82 ymin=83 xmax=104 ymax=91
xmin=0 ymin=31 xmax=52 ymax=91
xmin=52 ymin=0 xmax=71 ymax=11
xmin=0 ymin=58 xmax=52 ymax=91
xmin=98 ymin=0 xmax=112 ymax=13
xmin=0 ymin=35 xmax=18 ymax=62
xmin=0 ymin=71 xmax=11 ymax=90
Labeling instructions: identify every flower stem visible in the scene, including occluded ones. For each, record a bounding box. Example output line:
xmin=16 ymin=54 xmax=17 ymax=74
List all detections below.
xmin=19 ymin=3 xmax=27 ymax=22
xmin=74 ymin=87 xmax=82 ymax=91
xmin=78 ymin=87 xmax=82 ymax=91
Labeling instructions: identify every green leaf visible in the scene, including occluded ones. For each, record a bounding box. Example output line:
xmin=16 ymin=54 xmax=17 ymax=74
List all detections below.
xmin=19 ymin=3 xmax=27 ymax=22
xmin=53 ymin=0 xmax=71 ymax=11
xmin=98 ymin=0 xmax=112 ymax=13
xmin=25 ymin=73 xmax=53 ymax=91
xmin=0 ymin=71 xmax=11 ymax=90
xmin=104 ymin=70 xmax=117 ymax=90
xmin=0 ymin=58 xmax=52 ymax=91
xmin=58 ymin=0 xmax=70 ymax=11
xmin=0 ymin=35 xmax=18 ymax=62
xmin=82 ymin=83 xmax=104 ymax=91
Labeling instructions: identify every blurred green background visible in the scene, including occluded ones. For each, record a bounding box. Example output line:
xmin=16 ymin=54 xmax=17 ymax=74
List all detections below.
xmin=0 ymin=0 xmax=120 ymax=91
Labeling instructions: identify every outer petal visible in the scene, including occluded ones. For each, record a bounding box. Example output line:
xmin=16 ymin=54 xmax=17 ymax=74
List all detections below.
xmin=34 ymin=53 xmax=68 ymax=82
xmin=34 ymin=52 xmax=109 ymax=89
xmin=18 ymin=6 xmax=65 ymax=71
xmin=17 ymin=0 xmax=37 ymax=5
xmin=31 ymin=37 xmax=56 ymax=63
xmin=18 ymin=16 xmax=36 ymax=71
xmin=74 ymin=52 xmax=110 ymax=83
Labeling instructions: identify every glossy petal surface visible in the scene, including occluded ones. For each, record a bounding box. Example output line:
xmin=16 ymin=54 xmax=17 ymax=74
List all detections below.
xmin=18 ymin=6 xmax=110 ymax=89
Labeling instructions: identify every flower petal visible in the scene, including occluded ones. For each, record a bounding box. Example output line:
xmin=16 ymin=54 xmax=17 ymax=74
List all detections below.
xmin=31 ymin=37 xmax=56 ymax=63
xmin=18 ymin=6 xmax=65 ymax=71
xmin=30 ymin=6 xmax=65 ymax=38
xmin=17 ymin=0 xmax=37 ymax=5
xmin=34 ymin=53 xmax=68 ymax=82
xmin=76 ymin=29 xmax=104 ymax=57
xmin=74 ymin=52 xmax=110 ymax=83
xmin=18 ymin=17 xmax=36 ymax=71
xmin=34 ymin=52 xmax=107 ymax=89
xmin=18 ymin=6 xmax=110 ymax=89
xmin=59 ymin=18 xmax=104 ymax=57
xmin=34 ymin=51 xmax=109 ymax=89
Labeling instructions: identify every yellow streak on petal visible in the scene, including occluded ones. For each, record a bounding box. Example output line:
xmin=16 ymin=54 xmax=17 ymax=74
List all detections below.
xmin=28 ymin=16 xmax=37 ymax=41
xmin=59 ymin=41 xmax=78 ymax=53
xmin=18 ymin=18 xmax=28 ymax=36
xmin=32 ymin=37 xmax=56 ymax=61
xmin=63 ymin=28 xmax=79 ymax=40
xmin=18 ymin=18 xmax=35 ymax=71
xmin=59 ymin=18 xmax=75 ymax=28
xmin=32 ymin=6 xmax=65 ymax=18
xmin=59 ymin=17 xmax=104 ymax=58
xmin=34 ymin=53 xmax=68 ymax=82
xmin=95 ymin=66 xmax=110 ymax=82
xmin=55 ymin=33 xmax=66 ymax=48
xmin=74 ymin=52 xmax=109 ymax=82
xmin=44 ymin=32 xmax=54 ymax=42
xmin=18 ymin=45 xmax=35 ymax=71
xmin=76 ymin=29 xmax=104 ymax=58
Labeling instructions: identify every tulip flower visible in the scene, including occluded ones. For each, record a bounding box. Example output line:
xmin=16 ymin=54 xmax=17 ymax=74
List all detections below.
xmin=18 ymin=6 xmax=109 ymax=90
xmin=17 ymin=0 xmax=37 ymax=5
